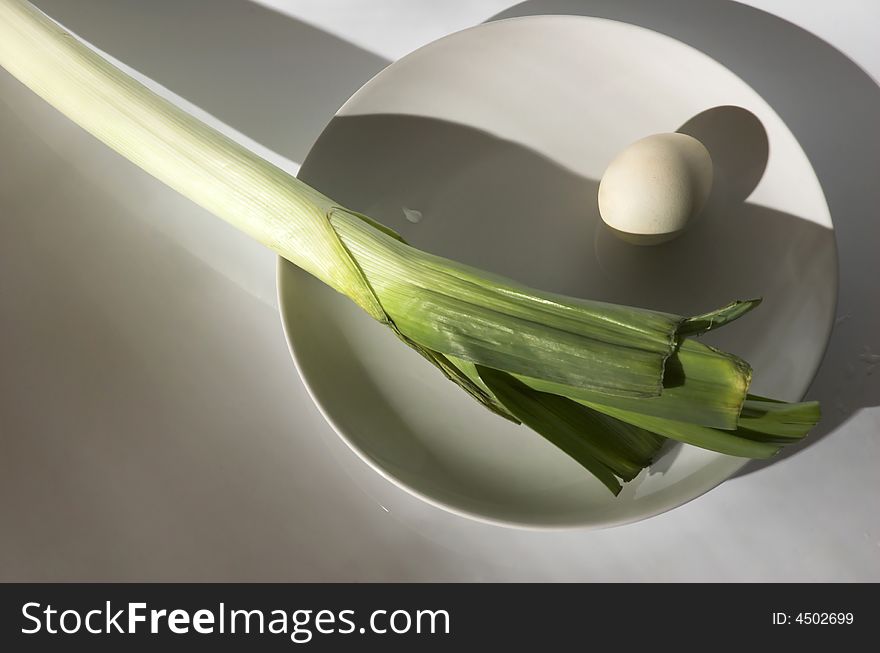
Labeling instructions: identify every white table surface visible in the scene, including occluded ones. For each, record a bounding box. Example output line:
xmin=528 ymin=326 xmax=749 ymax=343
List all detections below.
xmin=1 ymin=0 xmax=877 ymax=581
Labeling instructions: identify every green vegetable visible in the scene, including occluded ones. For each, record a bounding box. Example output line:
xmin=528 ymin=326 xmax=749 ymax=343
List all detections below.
xmin=0 ymin=0 xmax=820 ymax=494
xmin=477 ymin=366 xmax=666 ymax=496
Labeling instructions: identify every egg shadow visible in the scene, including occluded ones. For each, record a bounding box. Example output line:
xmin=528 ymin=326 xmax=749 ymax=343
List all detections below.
xmin=301 ymin=113 xmax=835 ymax=472
xmin=677 ymin=105 xmax=769 ymax=209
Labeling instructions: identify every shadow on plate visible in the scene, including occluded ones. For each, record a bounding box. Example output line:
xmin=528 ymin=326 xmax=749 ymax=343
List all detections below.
xmin=678 ymin=105 xmax=769 ymax=208
xmin=492 ymin=0 xmax=880 ymax=476
xmin=300 ymin=112 xmax=835 ymax=469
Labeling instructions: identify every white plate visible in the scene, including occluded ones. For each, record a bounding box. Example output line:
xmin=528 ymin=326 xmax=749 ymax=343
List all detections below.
xmin=278 ymin=16 xmax=836 ymax=528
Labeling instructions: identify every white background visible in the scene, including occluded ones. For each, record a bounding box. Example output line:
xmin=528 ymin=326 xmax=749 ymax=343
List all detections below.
xmin=1 ymin=0 xmax=877 ymax=580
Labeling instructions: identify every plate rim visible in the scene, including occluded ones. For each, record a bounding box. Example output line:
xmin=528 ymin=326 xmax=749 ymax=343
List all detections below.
xmin=279 ymin=258 xmax=757 ymax=530
xmin=276 ymin=14 xmax=838 ymax=530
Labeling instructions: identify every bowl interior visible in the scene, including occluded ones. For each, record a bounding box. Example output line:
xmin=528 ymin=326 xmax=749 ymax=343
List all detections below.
xmin=279 ymin=16 xmax=836 ymax=527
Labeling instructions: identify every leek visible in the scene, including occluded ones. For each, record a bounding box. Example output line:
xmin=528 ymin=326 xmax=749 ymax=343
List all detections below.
xmin=0 ymin=0 xmax=820 ymax=494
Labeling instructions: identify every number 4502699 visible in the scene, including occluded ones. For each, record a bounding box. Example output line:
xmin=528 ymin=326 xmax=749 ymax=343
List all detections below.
xmin=772 ymin=613 xmax=854 ymax=625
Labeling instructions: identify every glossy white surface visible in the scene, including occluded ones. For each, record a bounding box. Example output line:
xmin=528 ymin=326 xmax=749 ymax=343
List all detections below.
xmin=280 ymin=16 xmax=835 ymax=527
xmin=1 ymin=0 xmax=878 ymax=579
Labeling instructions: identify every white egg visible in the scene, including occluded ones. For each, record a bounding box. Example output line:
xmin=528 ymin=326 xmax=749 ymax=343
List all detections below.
xmin=598 ymin=133 xmax=713 ymax=245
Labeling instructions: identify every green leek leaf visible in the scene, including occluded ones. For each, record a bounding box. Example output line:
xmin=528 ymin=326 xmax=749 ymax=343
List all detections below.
xmin=477 ymin=366 xmax=667 ymax=495
xmin=510 ymin=339 xmax=752 ymax=430
xmin=678 ymin=299 xmax=762 ymax=337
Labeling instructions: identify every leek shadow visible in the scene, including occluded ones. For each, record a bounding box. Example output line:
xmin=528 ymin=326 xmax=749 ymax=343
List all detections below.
xmin=492 ymin=0 xmax=880 ymax=476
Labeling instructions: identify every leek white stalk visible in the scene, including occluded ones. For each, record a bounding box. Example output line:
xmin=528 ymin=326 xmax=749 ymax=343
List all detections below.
xmin=0 ymin=0 xmax=684 ymax=400
xmin=0 ymin=0 xmax=380 ymax=317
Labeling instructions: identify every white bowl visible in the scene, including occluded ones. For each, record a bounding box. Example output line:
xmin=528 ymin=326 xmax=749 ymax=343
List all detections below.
xmin=278 ymin=16 xmax=836 ymax=528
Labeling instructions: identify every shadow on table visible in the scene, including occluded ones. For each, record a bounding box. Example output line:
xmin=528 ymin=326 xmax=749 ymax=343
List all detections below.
xmin=492 ymin=0 xmax=880 ymax=476
xmin=0 ymin=1 xmax=424 ymax=580
xmin=33 ymin=0 xmax=390 ymax=162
